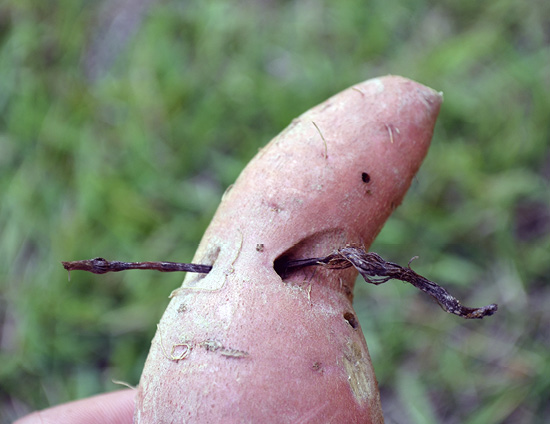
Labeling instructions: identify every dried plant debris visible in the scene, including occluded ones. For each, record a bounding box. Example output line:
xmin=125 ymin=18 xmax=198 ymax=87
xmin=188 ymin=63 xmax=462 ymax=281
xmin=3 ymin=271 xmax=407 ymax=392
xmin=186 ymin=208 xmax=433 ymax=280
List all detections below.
xmin=62 ymin=257 xmax=212 ymax=274
xmin=284 ymin=247 xmax=498 ymax=319
xmin=62 ymin=247 xmax=498 ymax=320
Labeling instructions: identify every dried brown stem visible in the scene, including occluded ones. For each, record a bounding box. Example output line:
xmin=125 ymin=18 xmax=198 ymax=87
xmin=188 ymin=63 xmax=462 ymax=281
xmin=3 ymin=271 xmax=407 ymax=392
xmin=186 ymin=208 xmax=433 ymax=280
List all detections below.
xmin=62 ymin=248 xmax=498 ymax=319
xmin=61 ymin=257 xmax=212 ymax=275
xmin=285 ymin=247 xmax=498 ymax=319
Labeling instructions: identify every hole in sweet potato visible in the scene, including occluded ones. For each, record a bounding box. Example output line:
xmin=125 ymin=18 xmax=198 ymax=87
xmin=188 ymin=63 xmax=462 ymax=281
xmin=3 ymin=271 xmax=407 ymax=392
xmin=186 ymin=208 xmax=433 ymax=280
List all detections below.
xmin=343 ymin=312 xmax=358 ymax=329
xmin=273 ymin=255 xmax=292 ymax=280
xmin=273 ymin=229 xmax=345 ymax=282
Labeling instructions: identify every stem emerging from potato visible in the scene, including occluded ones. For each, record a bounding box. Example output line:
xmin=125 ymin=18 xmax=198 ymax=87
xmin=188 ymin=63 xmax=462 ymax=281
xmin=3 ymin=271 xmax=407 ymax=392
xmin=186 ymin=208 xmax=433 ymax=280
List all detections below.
xmin=284 ymin=247 xmax=498 ymax=319
xmin=62 ymin=247 xmax=498 ymax=320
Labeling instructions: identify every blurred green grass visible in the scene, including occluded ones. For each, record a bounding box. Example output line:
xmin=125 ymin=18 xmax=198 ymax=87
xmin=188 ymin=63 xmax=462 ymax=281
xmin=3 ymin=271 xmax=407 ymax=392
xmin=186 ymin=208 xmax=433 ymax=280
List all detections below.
xmin=1 ymin=0 xmax=549 ymax=422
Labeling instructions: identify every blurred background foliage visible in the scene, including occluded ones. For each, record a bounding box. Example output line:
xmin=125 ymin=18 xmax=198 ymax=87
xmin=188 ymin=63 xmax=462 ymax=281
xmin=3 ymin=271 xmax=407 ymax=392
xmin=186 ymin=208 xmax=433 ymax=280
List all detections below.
xmin=0 ymin=0 xmax=549 ymax=422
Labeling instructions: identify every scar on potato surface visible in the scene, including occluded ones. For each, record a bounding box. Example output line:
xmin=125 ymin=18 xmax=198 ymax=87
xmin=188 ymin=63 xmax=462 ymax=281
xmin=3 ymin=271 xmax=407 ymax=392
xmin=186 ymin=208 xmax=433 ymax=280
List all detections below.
xmin=171 ymin=232 xmax=243 ymax=296
xmin=343 ymin=340 xmax=375 ymax=405
xmin=157 ymin=324 xmax=191 ymax=362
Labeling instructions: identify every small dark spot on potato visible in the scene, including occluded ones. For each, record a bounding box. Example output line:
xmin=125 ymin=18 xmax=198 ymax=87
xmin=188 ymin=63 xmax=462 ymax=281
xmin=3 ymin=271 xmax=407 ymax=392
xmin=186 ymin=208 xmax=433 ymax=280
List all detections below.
xmin=256 ymin=243 xmax=264 ymax=252
xmin=344 ymin=312 xmax=359 ymax=329
xmin=361 ymin=172 xmax=370 ymax=183
xmin=312 ymin=361 xmax=323 ymax=372
xmin=267 ymin=201 xmax=283 ymax=213
xmin=177 ymin=303 xmax=187 ymax=313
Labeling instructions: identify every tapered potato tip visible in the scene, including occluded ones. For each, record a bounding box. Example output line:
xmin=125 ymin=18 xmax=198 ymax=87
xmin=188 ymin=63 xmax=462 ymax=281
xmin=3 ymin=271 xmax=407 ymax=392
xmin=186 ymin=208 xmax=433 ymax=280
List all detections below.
xmin=212 ymin=75 xmax=443 ymax=264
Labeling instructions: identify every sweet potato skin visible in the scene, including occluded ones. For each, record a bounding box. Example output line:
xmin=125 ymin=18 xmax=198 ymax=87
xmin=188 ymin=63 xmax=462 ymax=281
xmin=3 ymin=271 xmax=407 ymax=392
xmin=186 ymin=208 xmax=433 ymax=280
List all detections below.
xmin=135 ymin=76 xmax=442 ymax=423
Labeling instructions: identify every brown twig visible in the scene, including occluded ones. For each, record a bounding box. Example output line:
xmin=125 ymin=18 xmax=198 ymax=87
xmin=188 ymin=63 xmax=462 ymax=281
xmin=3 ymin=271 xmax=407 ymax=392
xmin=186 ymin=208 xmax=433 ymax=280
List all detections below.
xmin=61 ymin=257 xmax=211 ymax=274
xmin=62 ymin=248 xmax=498 ymax=319
xmin=284 ymin=247 xmax=498 ymax=319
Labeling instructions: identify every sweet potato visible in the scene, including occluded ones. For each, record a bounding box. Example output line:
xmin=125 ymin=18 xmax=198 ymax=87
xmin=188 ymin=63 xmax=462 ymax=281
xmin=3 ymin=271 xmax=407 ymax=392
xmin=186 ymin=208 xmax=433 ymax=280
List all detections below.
xmin=135 ymin=75 xmax=442 ymax=423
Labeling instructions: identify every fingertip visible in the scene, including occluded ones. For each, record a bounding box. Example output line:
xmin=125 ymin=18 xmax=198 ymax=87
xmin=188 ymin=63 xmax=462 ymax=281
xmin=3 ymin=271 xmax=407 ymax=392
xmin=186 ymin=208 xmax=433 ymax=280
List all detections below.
xmin=14 ymin=389 xmax=135 ymax=424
